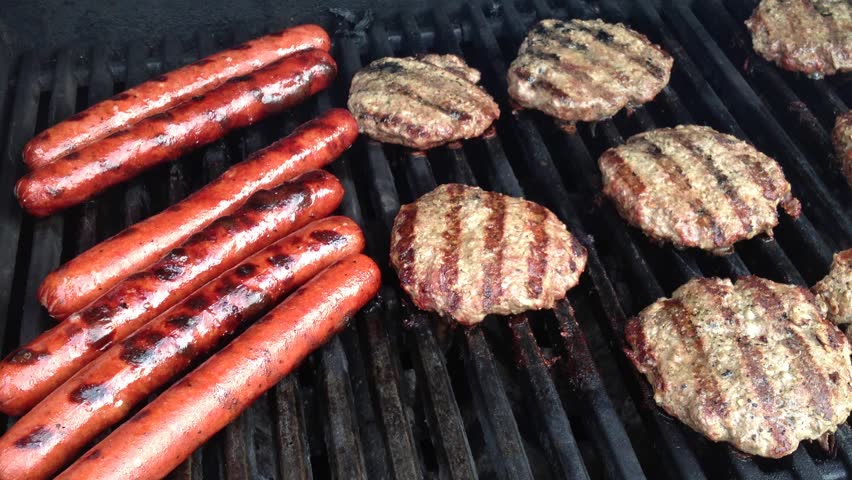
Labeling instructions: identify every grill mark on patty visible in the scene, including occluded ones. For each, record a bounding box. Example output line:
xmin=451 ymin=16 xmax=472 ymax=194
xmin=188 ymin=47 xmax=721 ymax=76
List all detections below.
xmin=511 ymin=67 xmax=573 ymax=103
xmin=526 ymin=203 xmax=550 ymax=298
xmin=700 ymin=280 xmax=791 ymax=451
xmin=667 ymin=298 xmax=730 ymax=422
xmin=742 ymin=277 xmax=837 ymax=422
xmin=566 ymin=22 xmax=669 ymax=81
xmin=394 ymin=206 xmax=418 ymax=289
xmin=670 ymin=131 xmax=754 ymax=235
xmin=633 ymin=138 xmax=727 ymax=246
xmin=482 ymin=192 xmax=507 ymax=311
xmin=518 ymin=46 xmax=613 ymax=103
xmin=382 ymin=81 xmax=472 ymax=122
xmin=737 ymin=153 xmax=783 ymax=202
xmin=356 ymin=111 xmax=430 ymax=140
xmin=440 ymin=185 xmax=465 ymax=313
xmin=601 ymin=151 xmax=647 ymax=199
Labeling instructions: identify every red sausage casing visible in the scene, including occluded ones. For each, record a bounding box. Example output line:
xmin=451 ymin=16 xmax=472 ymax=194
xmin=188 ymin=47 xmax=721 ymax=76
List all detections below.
xmin=0 ymin=170 xmax=342 ymax=417
xmin=0 ymin=217 xmax=364 ymax=480
xmin=55 ymin=255 xmax=380 ymax=480
xmin=23 ymin=24 xmax=331 ymax=169
xmin=16 ymin=48 xmax=337 ymax=217
xmin=37 ymin=109 xmax=357 ymax=319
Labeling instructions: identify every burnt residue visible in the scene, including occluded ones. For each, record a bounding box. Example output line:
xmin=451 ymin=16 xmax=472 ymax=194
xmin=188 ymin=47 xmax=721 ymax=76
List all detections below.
xmin=215 ymin=279 xmax=240 ymax=297
xmin=6 ymin=348 xmax=49 ymax=365
xmin=152 ymin=75 xmax=169 ymax=82
xmin=14 ymin=425 xmax=53 ymax=449
xmin=70 ymin=382 xmax=109 ymax=404
xmin=310 ymin=230 xmax=346 ymax=246
xmin=235 ymin=264 xmax=257 ymax=278
xmin=185 ymin=295 xmax=210 ymax=310
xmin=246 ymin=183 xmax=312 ymax=212
xmin=192 ymin=58 xmax=213 ymax=67
xmin=86 ymin=327 xmax=115 ymax=350
xmin=153 ymin=248 xmax=189 ymax=281
xmin=227 ymin=74 xmax=254 ymax=83
xmin=268 ymin=254 xmax=295 ymax=268
xmin=80 ymin=304 xmax=113 ymax=325
xmin=167 ymin=314 xmax=199 ymax=330
xmin=120 ymin=330 xmax=166 ymax=366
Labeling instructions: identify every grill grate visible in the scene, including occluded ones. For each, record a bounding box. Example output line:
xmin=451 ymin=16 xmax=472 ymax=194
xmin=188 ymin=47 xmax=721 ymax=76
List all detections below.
xmin=0 ymin=0 xmax=850 ymax=478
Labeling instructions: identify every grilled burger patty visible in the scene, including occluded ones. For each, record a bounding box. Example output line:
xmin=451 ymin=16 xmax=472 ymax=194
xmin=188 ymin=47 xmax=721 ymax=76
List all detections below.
xmin=626 ymin=276 xmax=852 ymax=458
xmin=746 ymin=0 xmax=851 ymax=77
xmin=834 ymin=111 xmax=852 ymax=185
xmin=348 ymin=54 xmax=499 ymax=150
xmin=814 ymin=249 xmax=852 ymax=325
xmin=599 ymin=125 xmax=800 ymax=253
xmin=507 ymin=19 xmax=673 ymax=124
xmin=389 ymin=184 xmax=587 ymax=325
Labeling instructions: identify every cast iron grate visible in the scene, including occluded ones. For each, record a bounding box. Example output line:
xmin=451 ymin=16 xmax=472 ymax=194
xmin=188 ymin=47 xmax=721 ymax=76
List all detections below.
xmin=0 ymin=0 xmax=850 ymax=478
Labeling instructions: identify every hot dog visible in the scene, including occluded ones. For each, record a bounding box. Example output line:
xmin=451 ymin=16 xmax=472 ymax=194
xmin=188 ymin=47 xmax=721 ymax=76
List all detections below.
xmin=0 ymin=217 xmax=364 ymax=480
xmin=0 ymin=170 xmax=342 ymax=416
xmin=55 ymin=254 xmax=380 ymax=480
xmin=16 ymin=48 xmax=337 ymax=217
xmin=37 ymin=109 xmax=357 ymax=319
xmin=23 ymin=24 xmax=331 ymax=169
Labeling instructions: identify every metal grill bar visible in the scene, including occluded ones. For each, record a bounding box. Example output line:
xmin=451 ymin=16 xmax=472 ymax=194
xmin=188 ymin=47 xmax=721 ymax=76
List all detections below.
xmin=341 ymin=26 xmax=478 ymax=479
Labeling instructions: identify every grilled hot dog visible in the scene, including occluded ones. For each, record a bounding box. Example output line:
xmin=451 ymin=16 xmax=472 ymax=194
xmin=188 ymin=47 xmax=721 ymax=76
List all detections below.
xmin=16 ymin=48 xmax=337 ymax=217
xmin=23 ymin=24 xmax=331 ymax=169
xmin=0 ymin=217 xmax=364 ymax=480
xmin=56 ymin=254 xmax=380 ymax=480
xmin=37 ymin=109 xmax=357 ymax=318
xmin=0 ymin=170 xmax=342 ymax=416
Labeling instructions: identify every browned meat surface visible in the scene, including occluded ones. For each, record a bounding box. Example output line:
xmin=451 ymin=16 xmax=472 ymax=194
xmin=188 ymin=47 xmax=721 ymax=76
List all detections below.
xmin=814 ymin=248 xmax=852 ymax=325
xmin=834 ymin=111 xmax=852 ymax=185
xmin=389 ymin=184 xmax=587 ymax=325
xmin=507 ymin=19 xmax=673 ymax=124
xmin=599 ymin=125 xmax=800 ymax=254
xmin=348 ymin=54 xmax=499 ymax=149
xmin=746 ymin=0 xmax=852 ymax=76
xmin=625 ymin=276 xmax=852 ymax=458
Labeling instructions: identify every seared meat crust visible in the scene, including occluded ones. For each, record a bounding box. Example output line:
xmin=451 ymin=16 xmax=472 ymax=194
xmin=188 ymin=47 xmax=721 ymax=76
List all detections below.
xmin=626 ymin=276 xmax=852 ymax=458
xmin=507 ymin=19 xmax=673 ymax=123
xmin=348 ymin=54 xmax=499 ymax=149
xmin=833 ymin=111 xmax=852 ymax=185
xmin=746 ymin=0 xmax=852 ymax=76
xmin=599 ymin=125 xmax=800 ymax=253
xmin=814 ymin=248 xmax=852 ymax=325
xmin=389 ymin=184 xmax=587 ymax=325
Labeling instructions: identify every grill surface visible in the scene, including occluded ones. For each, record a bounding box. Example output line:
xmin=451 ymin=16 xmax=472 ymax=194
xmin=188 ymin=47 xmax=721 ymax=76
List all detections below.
xmin=0 ymin=0 xmax=851 ymax=479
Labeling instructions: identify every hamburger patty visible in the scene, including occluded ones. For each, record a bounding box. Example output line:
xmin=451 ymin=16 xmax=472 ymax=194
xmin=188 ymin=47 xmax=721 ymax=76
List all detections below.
xmin=507 ymin=19 xmax=673 ymax=124
xmin=348 ymin=54 xmax=499 ymax=150
xmin=833 ymin=111 xmax=852 ymax=185
xmin=389 ymin=184 xmax=587 ymax=325
xmin=625 ymin=276 xmax=852 ymax=458
xmin=598 ymin=125 xmax=800 ymax=253
xmin=746 ymin=0 xmax=852 ymax=76
xmin=814 ymin=248 xmax=852 ymax=325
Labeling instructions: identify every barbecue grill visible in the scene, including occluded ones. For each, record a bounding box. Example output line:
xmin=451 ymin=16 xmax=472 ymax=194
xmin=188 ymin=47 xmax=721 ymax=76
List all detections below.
xmin=1 ymin=0 xmax=850 ymax=478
